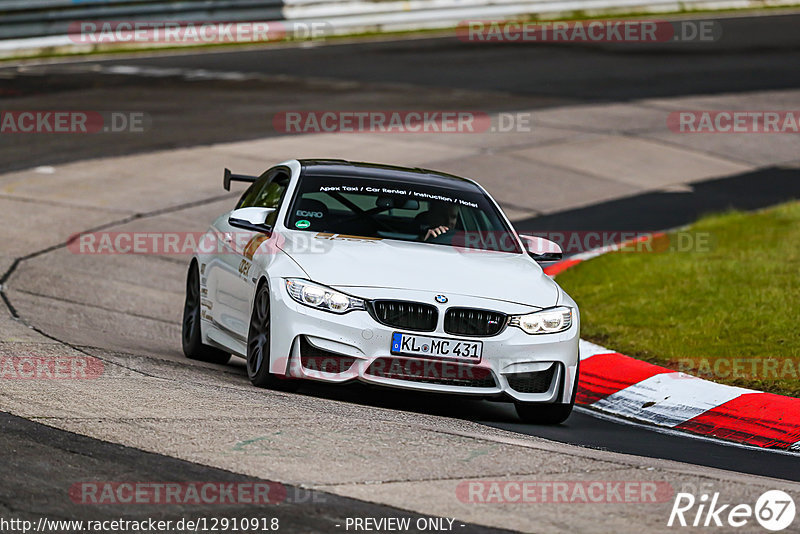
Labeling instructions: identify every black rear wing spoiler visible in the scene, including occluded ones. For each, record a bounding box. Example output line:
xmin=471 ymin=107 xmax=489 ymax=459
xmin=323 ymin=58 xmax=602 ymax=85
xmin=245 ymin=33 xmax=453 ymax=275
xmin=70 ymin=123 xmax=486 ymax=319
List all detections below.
xmin=223 ymin=168 xmax=257 ymax=191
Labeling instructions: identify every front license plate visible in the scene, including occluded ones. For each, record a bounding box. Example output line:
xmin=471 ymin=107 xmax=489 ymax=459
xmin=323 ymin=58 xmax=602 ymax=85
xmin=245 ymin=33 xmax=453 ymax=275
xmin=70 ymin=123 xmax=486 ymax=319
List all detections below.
xmin=391 ymin=332 xmax=482 ymax=360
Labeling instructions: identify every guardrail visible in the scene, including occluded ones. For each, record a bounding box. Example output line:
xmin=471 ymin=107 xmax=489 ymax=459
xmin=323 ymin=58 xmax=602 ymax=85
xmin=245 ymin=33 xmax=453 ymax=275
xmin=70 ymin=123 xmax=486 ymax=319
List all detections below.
xmin=1 ymin=0 xmax=798 ymax=57
xmin=0 ymin=0 xmax=284 ymax=40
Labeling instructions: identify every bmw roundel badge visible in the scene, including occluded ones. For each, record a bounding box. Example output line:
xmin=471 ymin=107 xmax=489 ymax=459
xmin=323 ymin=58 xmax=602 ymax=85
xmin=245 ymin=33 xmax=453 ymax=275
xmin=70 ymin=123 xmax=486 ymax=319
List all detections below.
xmin=435 ymin=294 xmax=448 ymax=304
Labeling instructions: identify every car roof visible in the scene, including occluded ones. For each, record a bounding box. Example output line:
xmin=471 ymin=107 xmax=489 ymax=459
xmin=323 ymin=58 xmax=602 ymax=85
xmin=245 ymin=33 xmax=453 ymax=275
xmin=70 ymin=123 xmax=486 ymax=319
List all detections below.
xmin=297 ymin=159 xmax=483 ymax=193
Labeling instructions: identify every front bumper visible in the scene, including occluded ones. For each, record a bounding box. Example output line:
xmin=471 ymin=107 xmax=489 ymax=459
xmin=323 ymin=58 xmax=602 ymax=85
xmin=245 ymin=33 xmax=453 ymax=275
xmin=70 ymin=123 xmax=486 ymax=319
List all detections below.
xmin=268 ymin=280 xmax=580 ymax=403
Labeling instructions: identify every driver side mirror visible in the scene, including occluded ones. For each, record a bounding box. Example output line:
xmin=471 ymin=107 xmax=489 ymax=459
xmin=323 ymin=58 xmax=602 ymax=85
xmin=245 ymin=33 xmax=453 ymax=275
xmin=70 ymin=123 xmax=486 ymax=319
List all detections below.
xmin=519 ymin=234 xmax=563 ymax=262
xmin=228 ymin=207 xmax=276 ymax=234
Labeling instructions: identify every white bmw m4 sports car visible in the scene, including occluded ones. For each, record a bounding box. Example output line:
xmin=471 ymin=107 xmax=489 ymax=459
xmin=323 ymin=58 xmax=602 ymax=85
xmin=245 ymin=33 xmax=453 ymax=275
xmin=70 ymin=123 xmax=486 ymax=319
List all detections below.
xmin=182 ymin=159 xmax=580 ymax=423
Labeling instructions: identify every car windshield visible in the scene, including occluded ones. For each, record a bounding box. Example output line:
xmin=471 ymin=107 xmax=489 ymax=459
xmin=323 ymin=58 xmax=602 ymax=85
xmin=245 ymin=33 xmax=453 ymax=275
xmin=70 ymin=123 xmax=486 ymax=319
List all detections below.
xmin=285 ymin=174 xmax=522 ymax=253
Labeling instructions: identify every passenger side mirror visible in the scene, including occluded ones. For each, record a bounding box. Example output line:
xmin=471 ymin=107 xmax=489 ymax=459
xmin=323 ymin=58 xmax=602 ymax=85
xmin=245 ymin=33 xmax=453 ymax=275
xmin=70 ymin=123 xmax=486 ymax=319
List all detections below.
xmin=519 ymin=234 xmax=563 ymax=262
xmin=228 ymin=207 xmax=276 ymax=234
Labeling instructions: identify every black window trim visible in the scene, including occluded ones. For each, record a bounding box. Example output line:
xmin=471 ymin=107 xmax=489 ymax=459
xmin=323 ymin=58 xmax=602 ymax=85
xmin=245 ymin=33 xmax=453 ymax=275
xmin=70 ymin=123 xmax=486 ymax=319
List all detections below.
xmin=236 ymin=165 xmax=292 ymax=211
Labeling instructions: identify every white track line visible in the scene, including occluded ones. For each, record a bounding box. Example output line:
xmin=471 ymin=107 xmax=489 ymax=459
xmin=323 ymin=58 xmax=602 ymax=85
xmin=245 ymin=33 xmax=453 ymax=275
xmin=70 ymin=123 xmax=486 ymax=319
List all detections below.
xmin=591 ymin=372 xmax=755 ymax=427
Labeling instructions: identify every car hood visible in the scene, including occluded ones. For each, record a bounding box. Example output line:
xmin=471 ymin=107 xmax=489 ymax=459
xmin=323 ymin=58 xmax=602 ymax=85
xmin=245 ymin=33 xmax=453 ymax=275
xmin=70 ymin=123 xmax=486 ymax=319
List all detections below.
xmin=277 ymin=231 xmax=559 ymax=308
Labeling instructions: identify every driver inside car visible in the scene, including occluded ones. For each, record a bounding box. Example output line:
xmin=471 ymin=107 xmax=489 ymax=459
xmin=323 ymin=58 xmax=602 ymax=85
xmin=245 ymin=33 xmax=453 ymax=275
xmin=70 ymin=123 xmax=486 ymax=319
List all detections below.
xmin=420 ymin=202 xmax=460 ymax=242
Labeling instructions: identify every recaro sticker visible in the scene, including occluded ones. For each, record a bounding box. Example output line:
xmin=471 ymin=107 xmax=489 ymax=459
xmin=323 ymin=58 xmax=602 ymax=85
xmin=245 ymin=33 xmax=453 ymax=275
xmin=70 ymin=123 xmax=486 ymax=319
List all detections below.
xmin=296 ymin=210 xmax=324 ymax=218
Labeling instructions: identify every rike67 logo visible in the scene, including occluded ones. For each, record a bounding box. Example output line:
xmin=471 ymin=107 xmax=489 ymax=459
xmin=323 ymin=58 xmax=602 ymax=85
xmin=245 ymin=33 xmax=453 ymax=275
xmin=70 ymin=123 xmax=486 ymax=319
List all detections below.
xmin=668 ymin=490 xmax=795 ymax=531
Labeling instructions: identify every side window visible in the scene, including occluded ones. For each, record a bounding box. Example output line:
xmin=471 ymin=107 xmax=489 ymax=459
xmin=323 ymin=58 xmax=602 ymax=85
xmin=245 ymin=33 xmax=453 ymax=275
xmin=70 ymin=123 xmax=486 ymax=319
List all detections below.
xmin=236 ymin=170 xmax=290 ymax=226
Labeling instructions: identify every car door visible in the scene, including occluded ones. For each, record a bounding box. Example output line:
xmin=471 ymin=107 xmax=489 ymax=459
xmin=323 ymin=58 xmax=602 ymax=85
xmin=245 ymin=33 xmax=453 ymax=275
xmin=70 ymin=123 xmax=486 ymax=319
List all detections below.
xmin=205 ymin=210 xmax=249 ymax=340
xmin=213 ymin=168 xmax=291 ymax=340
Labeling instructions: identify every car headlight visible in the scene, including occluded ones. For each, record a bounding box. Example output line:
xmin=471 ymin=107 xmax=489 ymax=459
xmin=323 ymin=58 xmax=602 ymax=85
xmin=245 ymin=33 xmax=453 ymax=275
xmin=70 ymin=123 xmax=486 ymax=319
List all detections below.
xmin=285 ymin=279 xmax=365 ymax=314
xmin=510 ymin=306 xmax=573 ymax=334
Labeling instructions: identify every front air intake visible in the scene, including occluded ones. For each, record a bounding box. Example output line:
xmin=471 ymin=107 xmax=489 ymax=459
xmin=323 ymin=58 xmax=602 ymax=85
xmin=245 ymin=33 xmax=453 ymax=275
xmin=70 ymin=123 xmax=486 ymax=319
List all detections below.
xmin=505 ymin=365 xmax=557 ymax=393
xmin=444 ymin=307 xmax=507 ymax=337
xmin=299 ymin=337 xmax=356 ymax=374
xmin=365 ymin=357 xmax=496 ymax=388
xmin=369 ymin=300 xmax=438 ymax=332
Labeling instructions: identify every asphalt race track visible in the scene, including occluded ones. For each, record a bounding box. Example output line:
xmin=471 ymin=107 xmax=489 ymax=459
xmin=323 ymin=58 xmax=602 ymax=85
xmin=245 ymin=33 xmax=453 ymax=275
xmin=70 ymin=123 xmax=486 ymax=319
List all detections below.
xmin=1 ymin=11 xmax=799 ymax=533
xmin=3 ymin=12 xmax=800 ymax=173
xmin=0 ymin=412 xmax=513 ymax=533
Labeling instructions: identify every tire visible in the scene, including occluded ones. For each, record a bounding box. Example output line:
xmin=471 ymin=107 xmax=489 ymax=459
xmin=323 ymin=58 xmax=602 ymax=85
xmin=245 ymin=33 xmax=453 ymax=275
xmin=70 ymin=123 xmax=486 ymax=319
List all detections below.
xmin=182 ymin=262 xmax=231 ymax=365
xmin=246 ymin=281 xmax=298 ymax=391
xmin=514 ymin=359 xmax=579 ymax=425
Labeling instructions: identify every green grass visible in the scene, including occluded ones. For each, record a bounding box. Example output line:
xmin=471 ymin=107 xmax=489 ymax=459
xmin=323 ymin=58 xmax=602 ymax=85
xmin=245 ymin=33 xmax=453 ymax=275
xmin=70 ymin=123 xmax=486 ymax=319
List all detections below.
xmin=557 ymin=201 xmax=800 ymax=397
